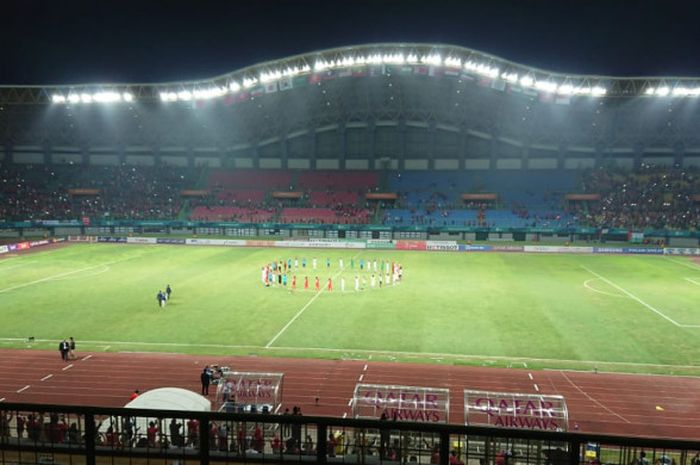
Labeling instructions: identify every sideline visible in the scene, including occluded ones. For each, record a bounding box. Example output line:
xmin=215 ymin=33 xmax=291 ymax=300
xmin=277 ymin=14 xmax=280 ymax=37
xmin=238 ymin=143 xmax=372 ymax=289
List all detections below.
xmin=1 ymin=337 xmax=699 ymax=372
xmin=581 ymin=266 xmax=700 ymax=328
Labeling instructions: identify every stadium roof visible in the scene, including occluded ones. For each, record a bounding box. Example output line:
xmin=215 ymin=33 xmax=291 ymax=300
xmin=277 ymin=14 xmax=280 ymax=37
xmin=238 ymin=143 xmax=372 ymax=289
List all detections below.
xmin=2 ymin=43 xmax=700 ymax=106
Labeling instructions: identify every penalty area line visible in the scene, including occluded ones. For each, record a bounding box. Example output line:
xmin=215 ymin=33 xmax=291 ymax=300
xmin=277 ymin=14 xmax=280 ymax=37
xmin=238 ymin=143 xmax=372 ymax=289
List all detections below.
xmin=580 ymin=266 xmax=700 ymax=328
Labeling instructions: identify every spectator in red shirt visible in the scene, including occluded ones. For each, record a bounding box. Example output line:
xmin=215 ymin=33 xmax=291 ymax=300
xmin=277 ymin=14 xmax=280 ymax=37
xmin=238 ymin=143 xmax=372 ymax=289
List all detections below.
xmin=146 ymin=421 xmax=158 ymax=448
xmin=129 ymin=390 xmax=140 ymax=401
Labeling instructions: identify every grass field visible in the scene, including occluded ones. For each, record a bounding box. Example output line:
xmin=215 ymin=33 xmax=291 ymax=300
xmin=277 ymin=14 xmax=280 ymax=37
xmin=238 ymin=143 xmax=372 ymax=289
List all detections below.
xmin=1 ymin=243 xmax=699 ymax=374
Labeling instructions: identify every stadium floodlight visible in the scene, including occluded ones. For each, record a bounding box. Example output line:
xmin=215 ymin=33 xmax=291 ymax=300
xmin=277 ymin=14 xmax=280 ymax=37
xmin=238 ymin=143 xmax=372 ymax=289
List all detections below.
xmin=80 ymin=93 xmax=93 ymax=103
xmin=445 ymin=56 xmax=462 ymax=68
xmin=519 ymin=76 xmax=535 ymax=88
xmin=421 ymin=54 xmax=442 ymax=66
xmin=501 ymin=72 xmax=519 ymax=83
xmin=655 ymin=86 xmax=670 ymax=96
xmin=535 ymin=81 xmax=557 ymax=93
xmin=314 ymin=60 xmax=329 ymax=71
xmin=177 ymin=90 xmax=193 ymax=101
xmin=68 ymin=94 xmax=81 ymax=104
xmin=645 ymin=87 xmax=655 ymax=95
xmin=123 ymin=92 xmax=133 ymax=102
xmin=52 ymin=94 xmax=67 ymax=104
xmin=242 ymin=77 xmax=258 ymax=88
xmin=406 ymin=54 xmax=419 ymax=64
xmin=591 ymin=86 xmax=607 ymax=97
xmin=92 ymin=91 xmax=122 ymax=103
xmin=574 ymin=86 xmax=591 ymax=95
xmin=556 ymin=84 xmax=574 ymax=95
xmin=367 ymin=54 xmax=383 ymax=65
xmin=229 ymin=81 xmax=241 ymax=93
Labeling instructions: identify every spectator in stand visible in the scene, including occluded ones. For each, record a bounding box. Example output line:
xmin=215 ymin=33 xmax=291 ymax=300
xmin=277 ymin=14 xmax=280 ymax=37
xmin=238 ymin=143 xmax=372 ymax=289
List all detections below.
xmin=200 ymin=366 xmax=211 ymax=395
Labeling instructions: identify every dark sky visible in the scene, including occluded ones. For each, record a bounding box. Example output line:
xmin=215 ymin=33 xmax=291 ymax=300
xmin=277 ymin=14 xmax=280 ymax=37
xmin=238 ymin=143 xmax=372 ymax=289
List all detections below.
xmin=2 ymin=0 xmax=699 ymax=85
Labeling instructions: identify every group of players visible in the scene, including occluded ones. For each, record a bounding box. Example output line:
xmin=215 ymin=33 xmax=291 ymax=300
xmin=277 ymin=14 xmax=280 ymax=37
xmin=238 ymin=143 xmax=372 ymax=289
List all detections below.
xmin=260 ymin=257 xmax=403 ymax=293
xmin=156 ymin=284 xmax=172 ymax=307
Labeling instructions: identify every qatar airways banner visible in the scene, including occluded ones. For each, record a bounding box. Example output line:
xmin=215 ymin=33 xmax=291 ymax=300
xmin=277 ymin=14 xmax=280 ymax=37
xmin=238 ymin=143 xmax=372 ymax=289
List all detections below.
xmin=395 ymin=240 xmax=427 ymax=251
xmin=426 ymin=241 xmax=460 ymax=252
xmin=353 ymin=384 xmax=450 ymax=423
xmin=464 ymin=390 xmax=568 ymax=431
xmin=217 ymin=372 xmax=283 ymax=409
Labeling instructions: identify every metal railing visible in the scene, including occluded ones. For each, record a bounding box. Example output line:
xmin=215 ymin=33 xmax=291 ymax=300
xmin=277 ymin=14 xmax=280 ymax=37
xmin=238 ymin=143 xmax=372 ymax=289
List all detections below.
xmin=1 ymin=402 xmax=699 ymax=465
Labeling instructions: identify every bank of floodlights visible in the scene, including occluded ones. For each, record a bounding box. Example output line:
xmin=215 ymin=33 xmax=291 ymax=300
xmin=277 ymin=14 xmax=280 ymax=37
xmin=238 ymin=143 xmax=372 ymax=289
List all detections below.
xmin=51 ymin=91 xmax=133 ymax=105
xmin=645 ymin=86 xmax=700 ymax=97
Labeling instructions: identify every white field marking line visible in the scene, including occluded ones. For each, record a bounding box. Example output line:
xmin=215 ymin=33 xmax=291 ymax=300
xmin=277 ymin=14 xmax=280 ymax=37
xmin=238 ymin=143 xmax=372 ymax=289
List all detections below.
xmin=47 ymin=265 xmax=111 ymax=281
xmin=583 ymin=278 xmax=626 ymax=298
xmin=62 ymin=364 xmax=73 ymax=371
xmin=0 ymin=256 xmax=134 ymax=294
xmin=665 ymin=256 xmax=700 ymax=271
xmin=265 ymin=252 xmax=361 ymax=348
xmin=40 ymin=374 xmax=53 ymax=382
xmin=16 ymin=385 xmax=30 ymax=393
xmin=102 ymin=346 xmax=111 ymax=351
xmin=559 ymin=371 xmax=631 ymax=424
xmin=684 ymin=277 xmax=700 ymax=287
xmin=81 ymin=355 xmax=92 ymax=361
xmin=3 ymin=336 xmax=700 ymax=372
xmin=269 ymin=345 xmax=700 ymax=370
xmin=0 ymin=337 xmax=261 ymax=350
xmin=581 ymin=265 xmax=700 ymax=328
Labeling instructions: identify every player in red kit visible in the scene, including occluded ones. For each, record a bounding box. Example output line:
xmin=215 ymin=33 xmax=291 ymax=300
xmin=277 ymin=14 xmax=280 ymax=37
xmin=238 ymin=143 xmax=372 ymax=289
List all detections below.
xmin=304 ymin=276 xmax=309 ymax=290
xmin=315 ymin=276 xmax=320 ymax=291
xmin=327 ymin=277 xmax=332 ymax=291
xmin=291 ymin=275 xmax=297 ymax=292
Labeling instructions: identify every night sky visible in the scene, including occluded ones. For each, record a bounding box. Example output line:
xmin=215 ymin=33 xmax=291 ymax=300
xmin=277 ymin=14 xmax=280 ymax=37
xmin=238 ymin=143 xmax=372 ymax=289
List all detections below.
xmin=3 ymin=0 xmax=699 ymax=85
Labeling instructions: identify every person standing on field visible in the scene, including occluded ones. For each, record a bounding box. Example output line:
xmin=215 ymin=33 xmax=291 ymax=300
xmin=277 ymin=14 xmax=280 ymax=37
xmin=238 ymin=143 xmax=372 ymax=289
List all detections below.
xmin=201 ymin=366 xmax=211 ymax=395
xmin=166 ymin=284 xmax=172 ymax=300
xmin=69 ymin=337 xmax=76 ymax=359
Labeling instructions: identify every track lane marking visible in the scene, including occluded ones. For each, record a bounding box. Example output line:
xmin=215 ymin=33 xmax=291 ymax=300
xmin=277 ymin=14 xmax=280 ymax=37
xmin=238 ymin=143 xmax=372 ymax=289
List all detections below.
xmin=62 ymin=364 xmax=73 ymax=371
xmin=559 ymin=371 xmax=631 ymax=424
xmin=16 ymin=385 xmax=30 ymax=393
xmin=40 ymin=374 xmax=53 ymax=381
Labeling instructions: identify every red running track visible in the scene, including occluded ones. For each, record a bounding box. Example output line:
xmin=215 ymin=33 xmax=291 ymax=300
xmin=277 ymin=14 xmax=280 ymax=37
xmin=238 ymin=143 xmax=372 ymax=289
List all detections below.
xmin=0 ymin=349 xmax=698 ymax=441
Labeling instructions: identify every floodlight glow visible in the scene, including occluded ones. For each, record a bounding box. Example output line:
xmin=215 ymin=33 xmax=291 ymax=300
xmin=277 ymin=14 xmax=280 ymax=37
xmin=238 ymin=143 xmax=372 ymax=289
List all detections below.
xmin=52 ymin=94 xmax=66 ymax=104
xmin=591 ymin=86 xmax=607 ymax=96
xmin=655 ymin=86 xmax=670 ymax=96
xmin=445 ymin=56 xmax=462 ymax=68
xmin=229 ymin=82 xmax=241 ymax=92
xmin=519 ymin=76 xmax=534 ymax=87
xmin=406 ymin=54 xmax=419 ymax=64
xmin=557 ymin=84 xmax=574 ymax=95
xmin=177 ymin=90 xmax=193 ymax=101
xmin=645 ymin=87 xmax=655 ymax=95
xmin=67 ymin=94 xmax=80 ymax=104
xmin=122 ymin=92 xmax=133 ymax=102
xmin=314 ymin=60 xmax=329 ymax=71
xmin=242 ymin=77 xmax=258 ymax=88
xmin=80 ymin=93 xmax=93 ymax=103
xmin=421 ymin=54 xmax=442 ymax=66
xmin=368 ymin=54 xmax=383 ymax=64
xmin=501 ymin=72 xmax=519 ymax=83
xmin=92 ymin=91 xmax=121 ymax=103
xmin=535 ymin=81 xmax=557 ymax=93
xmin=574 ymin=86 xmax=591 ymax=95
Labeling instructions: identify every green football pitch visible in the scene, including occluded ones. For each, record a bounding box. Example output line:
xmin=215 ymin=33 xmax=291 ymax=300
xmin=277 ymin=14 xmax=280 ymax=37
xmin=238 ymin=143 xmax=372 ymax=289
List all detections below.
xmin=1 ymin=243 xmax=699 ymax=374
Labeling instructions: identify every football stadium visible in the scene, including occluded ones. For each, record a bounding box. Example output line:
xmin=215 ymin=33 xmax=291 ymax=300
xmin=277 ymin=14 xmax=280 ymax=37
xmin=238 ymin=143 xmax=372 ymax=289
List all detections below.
xmin=1 ymin=42 xmax=699 ymax=464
